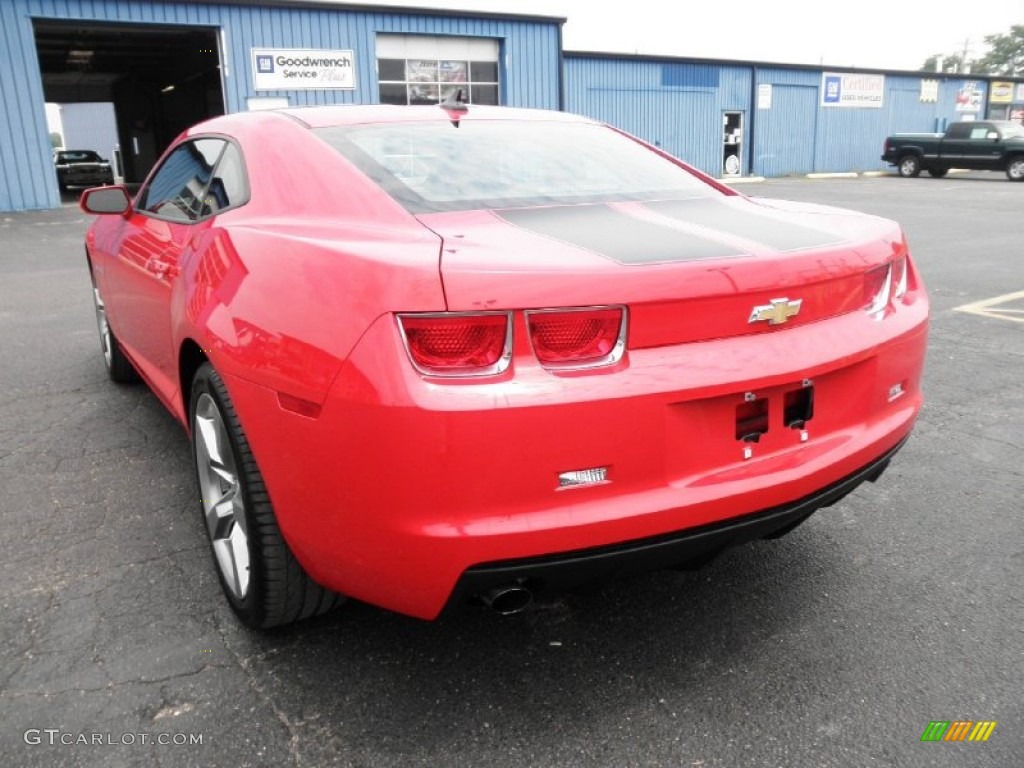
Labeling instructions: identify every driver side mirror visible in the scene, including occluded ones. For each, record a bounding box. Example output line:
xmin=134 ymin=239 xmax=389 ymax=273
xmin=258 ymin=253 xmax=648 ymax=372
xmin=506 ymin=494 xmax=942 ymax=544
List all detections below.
xmin=80 ymin=185 xmax=131 ymax=215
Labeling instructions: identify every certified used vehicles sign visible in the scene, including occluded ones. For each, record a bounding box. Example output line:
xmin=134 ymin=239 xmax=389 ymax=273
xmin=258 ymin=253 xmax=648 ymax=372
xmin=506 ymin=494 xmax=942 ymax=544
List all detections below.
xmin=251 ymin=48 xmax=356 ymax=90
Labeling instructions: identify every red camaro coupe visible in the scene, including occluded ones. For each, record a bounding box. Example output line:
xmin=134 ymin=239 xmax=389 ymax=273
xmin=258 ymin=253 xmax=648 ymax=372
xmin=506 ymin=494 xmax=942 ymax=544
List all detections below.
xmin=81 ymin=104 xmax=929 ymax=627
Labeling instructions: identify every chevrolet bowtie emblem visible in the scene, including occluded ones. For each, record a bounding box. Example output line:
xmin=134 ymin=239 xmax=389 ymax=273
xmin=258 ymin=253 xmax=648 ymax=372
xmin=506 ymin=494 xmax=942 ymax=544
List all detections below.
xmin=749 ymin=298 xmax=803 ymax=325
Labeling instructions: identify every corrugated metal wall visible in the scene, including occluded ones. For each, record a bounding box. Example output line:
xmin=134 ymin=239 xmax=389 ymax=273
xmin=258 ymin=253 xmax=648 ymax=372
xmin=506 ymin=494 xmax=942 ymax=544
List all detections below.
xmin=814 ymin=75 xmax=988 ymax=173
xmin=0 ymin=0 xmax=1015 ymax=212
xmin=1 ymin=0 xmax=562 ymax=211
xmin=565 ymin=56 xmax=751 ymax=176
xmin=0 ymin=2 xmax=56 ymax=213
xmin=751 ymin=68 xmax=819 ymax=177
xmin=569 ymin=55 xmax=1008 ymax=179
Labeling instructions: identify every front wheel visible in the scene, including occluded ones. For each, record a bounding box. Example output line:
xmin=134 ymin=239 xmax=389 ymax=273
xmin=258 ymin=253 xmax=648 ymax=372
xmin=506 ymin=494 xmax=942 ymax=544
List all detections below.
xmin=927 ymin=167 xmax=948 ymax=178
xmin=190 ymin=363 xmax=344 ymax=628
xmin=1006 ymin=156 xmax=1024 ymax=181
xmin=898 ymin=155 xmax=922 ymax=178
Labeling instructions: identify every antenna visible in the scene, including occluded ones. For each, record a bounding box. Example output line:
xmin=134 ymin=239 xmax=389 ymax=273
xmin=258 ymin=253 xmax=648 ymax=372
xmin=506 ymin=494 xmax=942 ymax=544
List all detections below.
xmin=439 ymin=88 xmax=468 ymax=127
xmin=439 ymin=88 xmax=468 ymax=112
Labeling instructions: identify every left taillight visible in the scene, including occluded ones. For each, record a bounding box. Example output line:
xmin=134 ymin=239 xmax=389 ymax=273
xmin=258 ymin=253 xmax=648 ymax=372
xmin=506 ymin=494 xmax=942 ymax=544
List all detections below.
xmin=397 ymin=312 xmax=512 ymax=377
xmin=526 ymin=306 xmax=627 ymax=370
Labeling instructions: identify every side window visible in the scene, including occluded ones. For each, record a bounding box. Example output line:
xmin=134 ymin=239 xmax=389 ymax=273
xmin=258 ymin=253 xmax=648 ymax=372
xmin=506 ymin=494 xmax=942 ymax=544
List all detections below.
xmin=945 ymin=123 xmax=971 ymax=140
xmin=969 ymin=126 xmax=990 ymax=140
xmin=138 ymin=139 xmax=225 ymax=222
xmin=200 ymin=143 xmax=249 ymax=217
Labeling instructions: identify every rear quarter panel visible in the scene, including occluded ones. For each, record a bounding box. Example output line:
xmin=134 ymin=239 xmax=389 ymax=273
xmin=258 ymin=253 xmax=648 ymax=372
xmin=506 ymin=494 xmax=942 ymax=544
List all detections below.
xmin=176 ymin=220 xmax=445 ymax=407
xmin=171 ymin=113 xmax=449 ymax=408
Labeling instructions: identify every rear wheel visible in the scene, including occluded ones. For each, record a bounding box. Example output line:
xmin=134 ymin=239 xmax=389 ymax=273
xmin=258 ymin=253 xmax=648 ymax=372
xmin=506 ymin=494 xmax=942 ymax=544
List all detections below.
xmin=190 ymin=363 xmax=344 ymax=628
xmin=898 ymin=155 xmax=922 ymax=178
xmin=1006 ymin=156 xmax=1024 ymax=181
xmin=90 ymin=274 xmax=138 ymax=383
xmin=927 ymin=167 xmax=948 ymax=178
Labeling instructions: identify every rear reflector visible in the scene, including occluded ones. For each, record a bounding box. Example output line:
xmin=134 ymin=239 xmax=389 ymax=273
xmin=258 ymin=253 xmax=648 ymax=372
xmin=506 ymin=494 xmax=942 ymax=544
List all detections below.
xmin=558 ymin=467 xmax=609 ymax=489
xmin=397 ymin=312 xmax=512 ymax=376
xmin=277 ymin=392 xmax=322 ymax=418
xmin=526 ymin=306 xmax=627 ymax=370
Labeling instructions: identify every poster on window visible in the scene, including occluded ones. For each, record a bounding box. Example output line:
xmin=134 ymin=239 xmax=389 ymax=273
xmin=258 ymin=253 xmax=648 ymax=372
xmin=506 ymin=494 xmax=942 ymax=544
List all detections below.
xmin=989 ymin=82 xmax=1014 ymax=104
xmin=955 ymin=82 xmax=982 ymax=112
xmin=821 ymin=73 xmax=884 ymax=108
xmin=439 ymin=61 xmax=468 ymax=83
xmin=919 ymin=79 xmax=939 ymax=103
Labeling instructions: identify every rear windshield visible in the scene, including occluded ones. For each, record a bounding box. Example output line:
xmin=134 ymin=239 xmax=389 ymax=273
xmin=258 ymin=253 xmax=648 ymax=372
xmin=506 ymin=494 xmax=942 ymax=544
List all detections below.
xmin=314 ymin=120 xmax=719 ymax=213
xmin=57 ymin=151 xmax=103 ymax=163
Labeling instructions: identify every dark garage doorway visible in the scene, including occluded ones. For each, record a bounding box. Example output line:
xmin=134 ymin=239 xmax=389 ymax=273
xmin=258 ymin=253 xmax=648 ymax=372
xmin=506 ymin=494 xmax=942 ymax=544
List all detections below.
xmin=33 ymin=19 xmax=225 ymax=189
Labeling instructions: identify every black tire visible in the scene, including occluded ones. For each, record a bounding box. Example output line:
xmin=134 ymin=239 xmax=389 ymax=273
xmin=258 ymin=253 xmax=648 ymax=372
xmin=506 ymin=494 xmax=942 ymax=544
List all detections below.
xmin=90 ymin=272 xmax=138 ymax=383
xmin=1006 ymin=155 xmax=1024 ymax=181
xmin=897 ymin=154 xmax=922 ymax=178
xmin=927 ymin=167 xmax=948 ymax=178
xmin=190 ymin=363 xmax=344 ymax=628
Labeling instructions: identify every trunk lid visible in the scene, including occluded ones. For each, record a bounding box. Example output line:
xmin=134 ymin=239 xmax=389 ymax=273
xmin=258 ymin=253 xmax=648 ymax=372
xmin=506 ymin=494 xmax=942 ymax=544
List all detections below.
xmin=418 ymin=195 xmax=905 ymax=347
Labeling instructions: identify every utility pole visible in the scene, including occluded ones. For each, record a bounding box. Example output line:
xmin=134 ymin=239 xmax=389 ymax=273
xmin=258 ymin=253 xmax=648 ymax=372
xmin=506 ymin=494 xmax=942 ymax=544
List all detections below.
xmin=960 ymin=38 xmax=971 ymax=73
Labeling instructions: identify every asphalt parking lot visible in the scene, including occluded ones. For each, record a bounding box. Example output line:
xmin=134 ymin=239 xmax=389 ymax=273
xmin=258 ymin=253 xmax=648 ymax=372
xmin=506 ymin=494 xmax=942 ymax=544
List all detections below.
xmin=2 ymin=173 xmax=1022 ymax=768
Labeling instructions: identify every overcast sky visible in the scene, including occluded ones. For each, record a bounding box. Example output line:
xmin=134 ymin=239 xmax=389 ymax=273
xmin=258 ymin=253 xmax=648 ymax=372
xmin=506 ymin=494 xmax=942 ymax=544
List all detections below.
xmin=327 ymin=0 xmax=1021 ymax=72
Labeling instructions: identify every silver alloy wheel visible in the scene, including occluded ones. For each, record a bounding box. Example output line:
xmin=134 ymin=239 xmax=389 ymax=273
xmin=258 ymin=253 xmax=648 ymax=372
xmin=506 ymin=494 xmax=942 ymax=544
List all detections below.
xmin=194 ymin=393 xmax=251 ymax=599
xmin=899 ymin=156 xmax=918 ymax=176
xmin=1009 ymin=158 xmax=1024 ymax=180
xmin=92 ymin=284 xmax=113 ymax=369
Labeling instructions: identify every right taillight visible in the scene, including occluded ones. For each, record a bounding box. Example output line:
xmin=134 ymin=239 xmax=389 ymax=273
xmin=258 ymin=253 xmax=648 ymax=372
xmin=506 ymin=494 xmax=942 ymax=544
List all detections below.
xmin=891 ymin=257 xmax=908 ymax=300
xmin=526 ymin=306 xmax=627 ymax=370
xmin=397 ymin=312 xmax=512 ymax=376
xmin=864 ymin=264 xmax=891 ymax=318
xmin=864 ymin=257 xmax=909 ymax=319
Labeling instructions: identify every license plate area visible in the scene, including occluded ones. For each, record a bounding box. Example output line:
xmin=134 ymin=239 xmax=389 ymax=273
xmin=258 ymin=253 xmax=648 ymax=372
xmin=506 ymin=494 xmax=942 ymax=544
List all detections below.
xmin=666 ymin=358 xmax=874 ymax=477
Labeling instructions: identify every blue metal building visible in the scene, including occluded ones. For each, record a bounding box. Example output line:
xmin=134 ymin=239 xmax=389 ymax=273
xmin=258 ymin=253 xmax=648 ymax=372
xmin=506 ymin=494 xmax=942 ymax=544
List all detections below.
xmin=564 ymin=55 xmax=753 ymax=176
xmin=2 ymin=1 xmax=1021 ymax=213
xmin=567 ymin=52 xmax=1008 ymax=179
xmin=0 ymin=0 xmax=564 ymax=212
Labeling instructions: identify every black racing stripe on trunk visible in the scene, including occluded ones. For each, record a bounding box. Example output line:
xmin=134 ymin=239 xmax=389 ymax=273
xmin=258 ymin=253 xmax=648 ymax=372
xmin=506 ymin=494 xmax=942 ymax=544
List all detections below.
xmin=645 ymin=198 xmax=847 ymax=252
xmin=496 ymin=205 xmax=742 ymax=265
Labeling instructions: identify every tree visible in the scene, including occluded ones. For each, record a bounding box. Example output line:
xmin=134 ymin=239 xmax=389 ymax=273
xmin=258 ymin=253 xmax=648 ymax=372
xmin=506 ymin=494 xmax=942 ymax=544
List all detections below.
xmin=974 ymin=25 xmax=1024 ymax=77
xmin=49 ymin=132 xmax=62 ymax=149
xmin=921 ymin=53 xmax=969 ymax=73
xmin=920 ymin=52 xmax=986 ymax=74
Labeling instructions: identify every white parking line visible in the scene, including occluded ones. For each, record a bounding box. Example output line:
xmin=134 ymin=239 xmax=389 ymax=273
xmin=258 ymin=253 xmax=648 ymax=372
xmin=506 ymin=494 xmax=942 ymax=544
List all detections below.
xmin=953 ymin=290 xmax=1024 ymax=324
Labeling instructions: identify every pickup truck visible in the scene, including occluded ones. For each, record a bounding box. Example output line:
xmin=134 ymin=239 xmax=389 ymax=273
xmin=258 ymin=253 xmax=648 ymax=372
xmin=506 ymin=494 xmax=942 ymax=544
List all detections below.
xmin=882 ymin=120 xmax=1024 ymax=180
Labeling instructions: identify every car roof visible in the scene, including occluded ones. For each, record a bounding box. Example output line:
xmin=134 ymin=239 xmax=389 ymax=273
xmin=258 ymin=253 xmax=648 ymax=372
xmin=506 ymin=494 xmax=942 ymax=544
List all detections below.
xmin=206 ymin=104 xmax=596 ymax=131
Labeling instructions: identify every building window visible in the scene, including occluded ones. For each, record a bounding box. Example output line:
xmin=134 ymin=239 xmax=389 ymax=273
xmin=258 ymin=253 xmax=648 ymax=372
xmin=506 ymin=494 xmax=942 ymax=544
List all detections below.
xmin=376 ymin=35 xmax=500 ymax=106
xmin=378 ymin=58 xmax=499 ymax=105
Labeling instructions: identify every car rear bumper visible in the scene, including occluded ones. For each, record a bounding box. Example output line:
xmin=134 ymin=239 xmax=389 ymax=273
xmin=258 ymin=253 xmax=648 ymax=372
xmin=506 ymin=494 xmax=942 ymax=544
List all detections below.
xmin=222 ymin=285 xmax=928 ymax=620
xmin=443 ymin=434 xmax=904 ymax=613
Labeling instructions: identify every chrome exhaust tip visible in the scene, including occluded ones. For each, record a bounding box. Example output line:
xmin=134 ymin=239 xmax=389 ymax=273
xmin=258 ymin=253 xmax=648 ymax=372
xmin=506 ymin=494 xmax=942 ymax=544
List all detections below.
xmin=479 ymin=585 xmax=533 ymax=615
